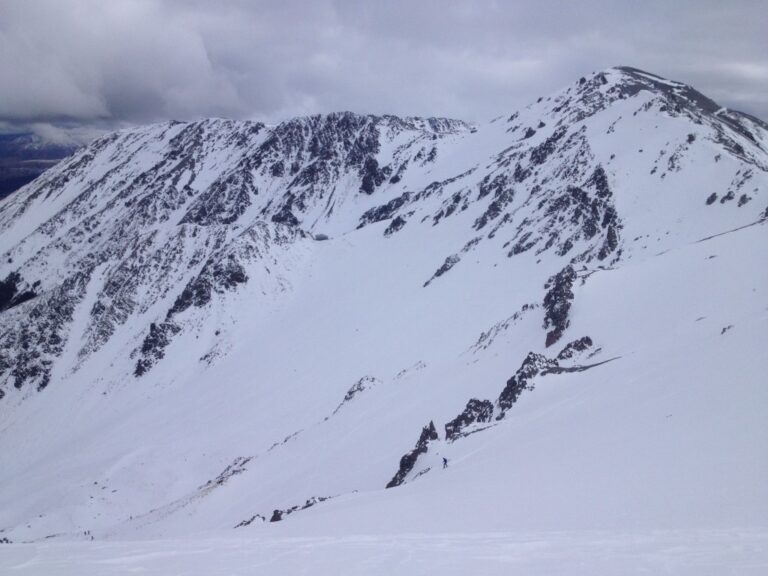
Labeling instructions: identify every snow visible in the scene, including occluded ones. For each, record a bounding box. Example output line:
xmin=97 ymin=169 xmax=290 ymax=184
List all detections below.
xmin=1 ymin=530 xmax=766 ymax=575
xmin=0 ymin=67 xmax=766 ymax=573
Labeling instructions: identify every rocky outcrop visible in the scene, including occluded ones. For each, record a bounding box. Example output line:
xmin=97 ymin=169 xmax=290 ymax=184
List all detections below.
xmin=0 ymin=272 xmax=38 ymax=313
xmin=445 ymin=399 xmax=494 ymax=441
xmin=0 ymin=271 xmax=90 ymax=393
xmin=469 ymin=303 xmax=539 ymax=353
xmin=133 ymin=321 xmax=181 ymax=377
xmin=331 ymin=376 xmax=380 ymax=416
xmin=496 ymin=352 xmax=557 ymax=419
xmin=358 ymin=192 xmax=411 ymax=228
xmin=543 ymin=265 xmax=577 ymax=347
xmin=270 ymin=495 xmax=332 ymax=522
xmin=494 ymin=337 xmax=595 ymax=419
xmin=473 ymin=173 xmax=514 ymax=230
xmin=386 ymin=421 xmax=439 ymax=488
xmin=234 ymin=514 xmax=266 ymax=528
xmin=133 ymin=253 xmax=247 ymax=377
xmin=556 ymin=335 xmax=594 ymax=361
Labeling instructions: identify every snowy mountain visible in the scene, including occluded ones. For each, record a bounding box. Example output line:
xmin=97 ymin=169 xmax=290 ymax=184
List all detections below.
xmin=0 ymin=67 xmax=766 ymax=570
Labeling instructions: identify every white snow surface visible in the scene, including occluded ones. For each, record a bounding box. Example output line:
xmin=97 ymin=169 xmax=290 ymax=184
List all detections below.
xmin=0 ymin=67 xmax=766 ymax=573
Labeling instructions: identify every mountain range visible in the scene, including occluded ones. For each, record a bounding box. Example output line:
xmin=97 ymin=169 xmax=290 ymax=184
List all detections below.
xmin=0 ymin=66 xmax=766 ymax=572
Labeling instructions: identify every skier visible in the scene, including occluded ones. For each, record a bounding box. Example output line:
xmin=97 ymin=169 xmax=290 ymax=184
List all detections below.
xmin=442 ymin=457 xmax=448 ymax=469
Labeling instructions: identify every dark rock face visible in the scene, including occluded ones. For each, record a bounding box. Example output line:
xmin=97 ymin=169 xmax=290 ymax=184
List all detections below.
xmin=245 ymin=112 xmax=467 ymax=224
xmin=170 ymin=255 xmax=248 ymax=315
xmin=443 ymin=337 xmax=597 ymax=429
xmin=497 ymin=152 xmax=622 ymax=264
xmin=530 ymin=127 xmax=567 ymax=165
xmin=432 ymin=190 xmax=470 ymax=225
xmin=474 ymin=174 xmax=514 ymax=230
xmin=0 ymin=272 xmax=38 ymax=313
xmin=423 ymin=237 xmax=480 ymax=287
xmin=556 ymin=336 xmax=593 ymax=361
xmin=234 ymin=514 xmax=266 ymax=528
xmin=359 ymin=156 xmax=391 ymax=195
xmin=445 ymin=399 xmax=494 ymax=441
xmin=513 ymin=162 xmax=531 ymax=183
xmin=134 ymin=321 xmax=181 ymax=377
xmin=496 ymin=352 xmax=557 ymax=419
xmin=359 ymin=168 xmax=476 ymax=235
xmin=358 ymin=192 xmax=411 ymax=228
xmin=423 ymin=254 xmax=460 ymax=287
xmin=134 ymin=255 xmax=247 ymax=376
xmin=0 ymin=271 xmax=89 ymax=393
xmin=384 ymin=216 xmax=407 ymax=236
xmin=543 ymin=265 xmax=576 ymax=347
xmin=469 ymin=303 xmax=539 ymax=353
xmin=269 ymin=495 xmax=332 ymax=522
xmin=388 ymin=161 xmax=409 ymax=184
xmin=202 ymin=456 xmax=253 ymax=489
xmin=386 ymin=421 xmax=439 ymax=488
xmin=586 ymin=165 xmax=611 ymax=200
xmin=180 ymin=170 xmax=258 ymax=226
xmin=331 ymin=376 xmax=379 ymax=416
xmin=271 ymin=202 xmax=300 ymax=226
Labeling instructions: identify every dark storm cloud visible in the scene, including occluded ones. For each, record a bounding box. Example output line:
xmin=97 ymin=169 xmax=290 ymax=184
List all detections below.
xmin=1 ymin=0 xmax=766 ymax=142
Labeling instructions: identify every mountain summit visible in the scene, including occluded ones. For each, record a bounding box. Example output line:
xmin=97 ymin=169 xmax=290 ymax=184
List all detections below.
xmin=0 ymin=67 xmax=766 ymax=543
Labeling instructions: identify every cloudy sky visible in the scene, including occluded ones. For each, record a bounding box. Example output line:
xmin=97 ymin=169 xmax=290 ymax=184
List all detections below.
xmin=1 ymin=0 xmax=767 ymax=143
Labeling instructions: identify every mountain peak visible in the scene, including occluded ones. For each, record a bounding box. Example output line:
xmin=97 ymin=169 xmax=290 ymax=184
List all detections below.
xmin=0 ymin=66 xmax=766 ymax=546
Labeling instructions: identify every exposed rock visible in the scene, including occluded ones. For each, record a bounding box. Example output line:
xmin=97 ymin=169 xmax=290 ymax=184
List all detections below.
xmin=386 ymin=421 xmax=439 ymax=488
xmin=359 ymin=156 xmax=391 ymax=195
xmin=445 ymin=399 xmax=494 ymax=441
xmin=384 ymin=216 xmax=407 ymax=236
xmin=170 ymin=255 xmax=248 ymax=316
xmin=133 ymin=226 xmax=281 ymax=377
xmin=543 ymin=265 xmax=577 ymax=347
xmin=134 ymin=321 xmax=181 ymax=377
xmin=473 ymin=174 xmax=514 ymax=230
xmin=234 ymin=514 xmax=266 ymax=528
xmin=423 ymin=237 xmax=481 ymax=287
xmin=271 ymin=203 xmax=300 ymax=226
xmin=530 ymin=127 xmax=567 ymax=165
xmin=206 ymin=456 xmax=252 ymax=488
xmin=556 ymin=336 xmax=593 ymax=361
xmin=358 ymin=192 xmax=411 ymax=228
xmin=331 ymin=376 xmax=380 ymax=415
xmin=270 ymin=495 xmax=332 ymax=522
xmin=0 ymin=272 xmax=38 ymax=313
xmin=496 ymin=352 xmax=557 ymax=419
xmin=0 ymin=271 xmax=89 ymax=392
xmin=469 ymin=303 xmax=539 ymax=353
xmin=423 ymin=254 xmax=460 ymax=287
xmin=180 ymin=170 xmax=257 ymax=226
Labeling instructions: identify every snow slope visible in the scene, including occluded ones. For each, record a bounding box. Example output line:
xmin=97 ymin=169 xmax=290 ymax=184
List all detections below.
xmin=0 ymin=66 xmax=766 ymax=572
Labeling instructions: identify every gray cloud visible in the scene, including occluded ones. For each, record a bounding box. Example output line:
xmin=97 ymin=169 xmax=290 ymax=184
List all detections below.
xmin=1 ymin=0 xmax=766 ymax=143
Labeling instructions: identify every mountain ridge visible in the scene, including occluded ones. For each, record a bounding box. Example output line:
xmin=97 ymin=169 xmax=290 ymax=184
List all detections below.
xmin=0 ymin=66 xmax=766 ymax=543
